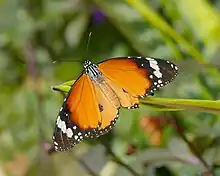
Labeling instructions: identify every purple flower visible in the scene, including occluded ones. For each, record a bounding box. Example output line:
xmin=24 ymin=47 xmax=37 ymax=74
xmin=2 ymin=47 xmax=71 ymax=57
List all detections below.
xmin=92 ymin=8 xmax=106 ymax=24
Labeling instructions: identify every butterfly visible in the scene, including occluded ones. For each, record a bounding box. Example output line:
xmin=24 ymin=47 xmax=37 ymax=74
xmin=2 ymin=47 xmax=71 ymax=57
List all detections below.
xmin=52 ymin=56 xmax=178 ymax=151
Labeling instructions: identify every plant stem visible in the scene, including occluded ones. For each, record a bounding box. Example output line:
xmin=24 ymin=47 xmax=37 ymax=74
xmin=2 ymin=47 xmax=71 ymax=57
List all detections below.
xmin=100 ymin=140 xmax=141 ymax=176
xmin=171 ymin=117 xmax=212 ymax=174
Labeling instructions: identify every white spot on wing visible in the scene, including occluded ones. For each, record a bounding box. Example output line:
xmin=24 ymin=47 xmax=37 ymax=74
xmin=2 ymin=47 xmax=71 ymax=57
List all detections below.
xmin=146 ymin=57 xmax=154 ymax=61
xmin=66 ymin=128 xmax=73 ymax=138
xmin=61 ymin=120 xmax=66 ymax=133
xmin=74 ymin=135 xmax=78 ymax=140
xmin=149 ymin=60 xmax=162 ymax=78
xmin=153 ymin=70 xmax=162 ymax=78
xmin=57 ymin=118 xmax=62 ymax=128
xmin=56 ymin=116 xmax=60 ymax=125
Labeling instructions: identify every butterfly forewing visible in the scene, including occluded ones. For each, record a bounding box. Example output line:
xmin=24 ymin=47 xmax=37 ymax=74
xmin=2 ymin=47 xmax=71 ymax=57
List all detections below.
xmin=53 ymin=74 xmax=99 ymax=151
xmin=99 ymin=56 xmax=178 ymax=99
xmin=132 ymin=57 xmax=178 ymax=95
xmin=98 ymin=58 xmax=151 ymax=98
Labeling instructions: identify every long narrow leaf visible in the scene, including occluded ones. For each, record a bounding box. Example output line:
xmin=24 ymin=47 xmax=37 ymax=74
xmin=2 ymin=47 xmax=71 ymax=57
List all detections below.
xmin=52 ymin=82 xmax=220 ymax=114
xmin=141 ymin=97 xmax=220 ymax=115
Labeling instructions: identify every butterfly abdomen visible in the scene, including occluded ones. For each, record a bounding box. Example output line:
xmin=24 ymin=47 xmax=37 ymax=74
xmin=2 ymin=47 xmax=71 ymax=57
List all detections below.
xmin=85 ymin=62 xmax=121 ymax=109
xmin=98 ymin=81 xmax=121 ymax=108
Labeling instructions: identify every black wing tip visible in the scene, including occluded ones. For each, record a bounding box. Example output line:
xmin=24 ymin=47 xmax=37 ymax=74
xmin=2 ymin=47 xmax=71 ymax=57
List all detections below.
xmin=129 ymin=56 xmax=178 ymax=97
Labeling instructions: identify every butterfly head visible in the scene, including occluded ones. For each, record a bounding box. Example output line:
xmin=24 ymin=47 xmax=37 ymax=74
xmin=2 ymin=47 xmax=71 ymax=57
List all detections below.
xmin=83 ymin=60 xmax=92 ymax=69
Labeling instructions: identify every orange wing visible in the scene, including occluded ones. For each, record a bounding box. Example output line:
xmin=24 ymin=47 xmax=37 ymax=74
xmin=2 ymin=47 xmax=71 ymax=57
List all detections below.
xmin=52 ymin=73 xmax=119 ymax=151
xmin=99 ymin=58 xmax=151 ymax=97
xmin=98 ymin=57 xmax=178 ymax=109
xmin=67 ymin=74 xmax=101 ymax=130
xmin=92 ymin=79 xmax=120 ymax=137
xmin=98 ymin=58 xmax=150 ymax=109
xmin=103 ymin=76 xmax=140 ymax=109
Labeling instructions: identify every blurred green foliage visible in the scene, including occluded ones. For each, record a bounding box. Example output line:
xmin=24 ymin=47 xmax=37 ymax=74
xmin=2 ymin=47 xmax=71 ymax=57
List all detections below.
xmin=1 ymin=0 xmax=220 ymax=175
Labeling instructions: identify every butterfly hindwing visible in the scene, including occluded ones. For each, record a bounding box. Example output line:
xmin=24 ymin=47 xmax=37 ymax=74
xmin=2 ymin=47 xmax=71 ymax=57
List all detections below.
xmin=90 ymin=79 xmax=120 ymax=138
xmin=103 ymin=76 xmax=140 ymax=109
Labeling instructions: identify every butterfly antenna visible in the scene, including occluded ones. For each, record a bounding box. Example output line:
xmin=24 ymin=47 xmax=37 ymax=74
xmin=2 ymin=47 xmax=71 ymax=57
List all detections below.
xmin=52 ymin=32 xmax=93 ymax=65
xmin=83 ymin=32 xmax=92 ymax=61
xmin=86 ymin=32 xmax=92 ymax=54
xmin=52 ymin=59 xmax=83 ymax=64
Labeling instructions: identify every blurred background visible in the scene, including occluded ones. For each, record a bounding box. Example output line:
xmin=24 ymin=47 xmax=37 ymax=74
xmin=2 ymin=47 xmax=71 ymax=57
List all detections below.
xmin=1 ymin=0 xmax=220 ymax=175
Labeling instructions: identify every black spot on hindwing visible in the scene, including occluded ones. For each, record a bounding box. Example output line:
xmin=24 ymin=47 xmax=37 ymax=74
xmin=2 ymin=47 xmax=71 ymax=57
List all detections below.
xmin=98 ymin=104 xmax=104 ymax=112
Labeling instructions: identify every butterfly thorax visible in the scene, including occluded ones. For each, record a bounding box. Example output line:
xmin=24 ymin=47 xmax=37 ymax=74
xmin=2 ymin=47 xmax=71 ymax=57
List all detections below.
xmin=84 ymin=60 xmax=120 ymax=108
xmin=84 ymin=60 xmax=102 ymax=82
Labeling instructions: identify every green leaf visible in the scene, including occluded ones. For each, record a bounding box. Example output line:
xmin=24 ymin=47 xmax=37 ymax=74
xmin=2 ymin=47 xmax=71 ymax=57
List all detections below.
xmin=174 ymin=0 xmax=220 ymax=56
xmin=51 ymin=80 xmax=74 ymax=92
xmin=140 ymin=104 xmax=184 ymax=112
xmin=124 ymin=0 xmax=204 ymax=61
xmin=52 ymin=81 xmax=220 ymax=114
xmin=141 ymin=97 xmax=220 ymax=115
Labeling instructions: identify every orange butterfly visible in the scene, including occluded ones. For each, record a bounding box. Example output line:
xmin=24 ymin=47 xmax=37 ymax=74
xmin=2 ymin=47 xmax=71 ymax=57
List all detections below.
xmin=52 ymin=56 xmax=178 ymax=151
